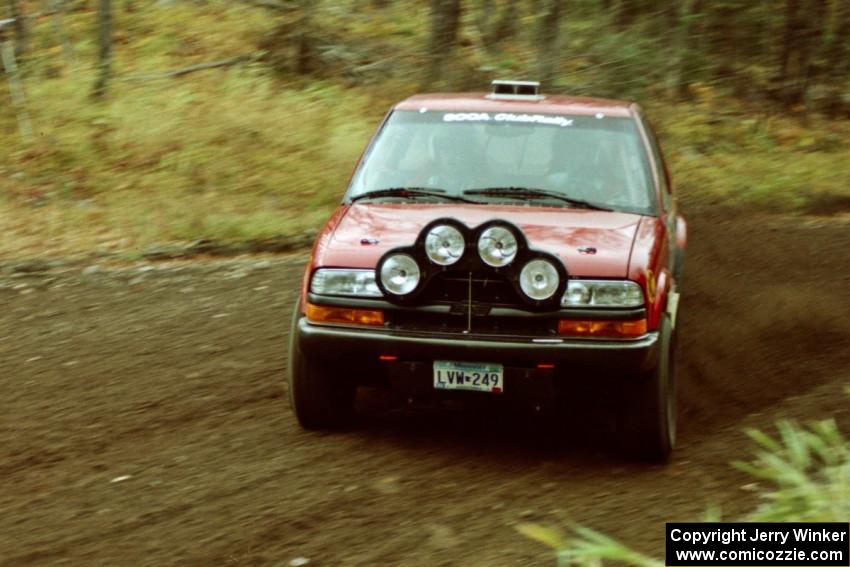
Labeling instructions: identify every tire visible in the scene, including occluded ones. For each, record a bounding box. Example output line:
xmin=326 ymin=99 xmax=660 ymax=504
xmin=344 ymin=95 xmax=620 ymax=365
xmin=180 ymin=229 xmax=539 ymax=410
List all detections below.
xmin=620 ymin=313 xmax=677 ymax=462
xmin=287 ymin=301 xmax=355 ymax=429
xmin=673 ymin=247 xmax=685 ymax=288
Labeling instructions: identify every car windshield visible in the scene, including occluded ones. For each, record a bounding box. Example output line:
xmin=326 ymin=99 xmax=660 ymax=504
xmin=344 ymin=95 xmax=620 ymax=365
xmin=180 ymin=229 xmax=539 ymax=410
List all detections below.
xmin=347 ymin=109 xmax=656 ymax=214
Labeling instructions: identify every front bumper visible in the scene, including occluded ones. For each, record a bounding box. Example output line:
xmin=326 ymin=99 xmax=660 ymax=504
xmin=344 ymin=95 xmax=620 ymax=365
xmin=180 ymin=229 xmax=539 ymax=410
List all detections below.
xmin=297 ymin=318 xmax=659 ymax=391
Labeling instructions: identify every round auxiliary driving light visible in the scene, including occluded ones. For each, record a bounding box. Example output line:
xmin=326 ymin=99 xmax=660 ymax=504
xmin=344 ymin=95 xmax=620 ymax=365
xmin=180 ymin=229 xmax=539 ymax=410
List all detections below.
xmin=520 ymin=259 xmax=560 ymax=301
xmin=478 ymin=226 xmax=518 ymax=267
xmin=425 ymin=224 xmax=465 ymax=266
xmin=380 ymin=254 xmax=421 ymax=295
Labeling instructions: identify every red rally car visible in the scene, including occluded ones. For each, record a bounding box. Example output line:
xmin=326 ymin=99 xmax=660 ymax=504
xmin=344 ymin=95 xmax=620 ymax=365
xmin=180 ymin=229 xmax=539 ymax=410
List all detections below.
xmin=288 ymin=81 xmax=686 ymax=461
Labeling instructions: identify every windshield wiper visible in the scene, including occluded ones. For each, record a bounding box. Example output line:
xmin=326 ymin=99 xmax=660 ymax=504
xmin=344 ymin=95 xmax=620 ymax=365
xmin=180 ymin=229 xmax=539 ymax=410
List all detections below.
xmin=463 ymin=187 xmax=613 ymax=211
xmin=349 ymin=187 xmax=478 ymax=204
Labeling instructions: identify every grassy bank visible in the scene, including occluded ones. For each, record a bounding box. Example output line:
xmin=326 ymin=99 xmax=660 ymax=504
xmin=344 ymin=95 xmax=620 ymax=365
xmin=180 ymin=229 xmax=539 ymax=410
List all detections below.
xmin=2 ymin=68 xmax=378 ymax=257
xmin=520 ymin=413 xmax=850 ymax=566
xmin=2 ymin=2 xmax=849 ymax=259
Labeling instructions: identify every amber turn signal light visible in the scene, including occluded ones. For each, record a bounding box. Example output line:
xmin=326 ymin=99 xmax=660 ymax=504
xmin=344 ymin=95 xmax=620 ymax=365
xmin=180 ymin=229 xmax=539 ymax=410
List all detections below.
xmin=305 ymin=303 xmax=385 ymax=327
xmin=557 ymin=318 xmax=647 ymax=338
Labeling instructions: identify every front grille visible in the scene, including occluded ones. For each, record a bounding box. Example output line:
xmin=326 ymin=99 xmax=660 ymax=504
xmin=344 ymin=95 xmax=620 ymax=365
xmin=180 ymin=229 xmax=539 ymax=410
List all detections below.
xmin=388 ymin=309 xmax=557 ymax=336
xmin=389 ymin=270 xmax=556 ymax=336
xmin=418 ymin=271 xmax=521 ymax=306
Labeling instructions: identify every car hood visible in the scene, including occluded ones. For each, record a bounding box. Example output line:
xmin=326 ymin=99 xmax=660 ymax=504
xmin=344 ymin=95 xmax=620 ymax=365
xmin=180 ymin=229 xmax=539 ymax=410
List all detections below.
xmin=315 ymin=204 xmax=643 ymax=278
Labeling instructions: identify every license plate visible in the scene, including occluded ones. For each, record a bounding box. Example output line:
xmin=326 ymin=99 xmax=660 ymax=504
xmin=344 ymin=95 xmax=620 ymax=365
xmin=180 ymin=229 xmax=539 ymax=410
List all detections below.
xmin=433 ymin=360 xmax=504 ymax=393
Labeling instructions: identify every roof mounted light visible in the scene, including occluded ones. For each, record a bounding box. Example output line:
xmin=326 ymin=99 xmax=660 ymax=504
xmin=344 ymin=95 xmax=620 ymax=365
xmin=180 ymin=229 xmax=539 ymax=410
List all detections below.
xmin=488 ymin=80 xmax=544 ymax=101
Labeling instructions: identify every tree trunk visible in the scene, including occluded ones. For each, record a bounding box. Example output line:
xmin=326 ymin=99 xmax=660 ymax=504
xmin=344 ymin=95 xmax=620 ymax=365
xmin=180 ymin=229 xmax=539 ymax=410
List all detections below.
xmin=477 ymin=0 xmax=493 ymax=40
xmin=798 ymin=0 xmax=828 ymax=104
xmin=614 ymin=0 xmax=637 ymax=29
xmin=48 ymin=0 xmax=76 ymax=69
xmin=483 ymin=0 xmax=516 ymax=52
xmin=92 ymin=0 xmax=112 ymax=99
xmin=673 ymin=0 xmax=702 ymax=100
xmin=424 ymin=0 xmax=461 ymax=87
xmin=778 ymin=0 xmax=828 ymax=107
xmin=1 ymin=37 xmax=33 ymax=140
xmin=663 ymin=0 xmax=682 ymax=98
xmin=295 ymin=0 xmax=314 ymax=74
xmin=658 ymin=0 xmax=678 ymax=39
xmin=536 ymin=0 xmax=562 ymax=86
xmin=777 ymin=0 xmax=802 ymax=105
xmin=706 ymin=1 xmax=748 ymax=96
xmin=823 ymin=0 xmax=850 ymax=114
xmin=7 ymin=0 xmax=26 ymax=59
xmin=825 ymin=0 xmax=850 ymax=72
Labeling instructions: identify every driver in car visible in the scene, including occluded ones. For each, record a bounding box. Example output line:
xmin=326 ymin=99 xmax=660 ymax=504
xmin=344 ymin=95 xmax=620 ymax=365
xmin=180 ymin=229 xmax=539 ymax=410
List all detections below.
xmin=425 ymin=131 xmax=477 ymax=190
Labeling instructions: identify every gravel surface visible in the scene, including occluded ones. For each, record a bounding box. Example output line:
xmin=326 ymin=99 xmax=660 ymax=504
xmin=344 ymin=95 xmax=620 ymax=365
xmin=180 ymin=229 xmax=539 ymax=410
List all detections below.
xmin=1 ymin=212 xmax=849 ymax=566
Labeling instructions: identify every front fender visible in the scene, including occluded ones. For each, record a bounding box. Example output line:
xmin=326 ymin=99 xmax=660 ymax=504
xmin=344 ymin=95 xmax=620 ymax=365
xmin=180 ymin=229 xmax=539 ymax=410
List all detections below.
xmin=675 ymin=215 xmax=687 ymax=250
xmin=647 ymin=269 xmax=669 ymax=330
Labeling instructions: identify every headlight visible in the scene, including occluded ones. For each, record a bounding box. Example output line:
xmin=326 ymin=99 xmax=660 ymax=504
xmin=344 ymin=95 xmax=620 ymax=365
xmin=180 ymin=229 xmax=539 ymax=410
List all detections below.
xmin=425 ymin=224 xmax=465 ymax=266
xmin=561 ymin=280 xmax=644 ymax=308
xmin=310 ymin=269 xmax=382 ymax=297
xmin=380 ymin=254 xmax=421 ymax=295
xmin=519 ymin=259 xmax=559 ymax=300
xmin=478 ymin=226 xmax=518 ymax=267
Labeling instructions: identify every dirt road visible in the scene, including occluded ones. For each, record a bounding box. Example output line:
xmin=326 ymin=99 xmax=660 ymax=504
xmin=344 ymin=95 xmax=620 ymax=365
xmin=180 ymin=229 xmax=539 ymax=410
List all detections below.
xmin=2 ymin=211 xmax=849 ymax=566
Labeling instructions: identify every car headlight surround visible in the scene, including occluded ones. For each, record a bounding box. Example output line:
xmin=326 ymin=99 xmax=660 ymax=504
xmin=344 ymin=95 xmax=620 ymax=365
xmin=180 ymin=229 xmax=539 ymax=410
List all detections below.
xmin=374 ymin=218 xmax=567 ymax=309
xmin=561 ymin=280 xmax=644 ymax=308
xmin=310 ymin=268 xmax=382 ymax=297
xmin=424 ymin=224 xmax=465 ymax=266
xmin=379 ymin=253 xmax=421 ymax=296
xmin=519 ymin=258 xmax=560 ymax=301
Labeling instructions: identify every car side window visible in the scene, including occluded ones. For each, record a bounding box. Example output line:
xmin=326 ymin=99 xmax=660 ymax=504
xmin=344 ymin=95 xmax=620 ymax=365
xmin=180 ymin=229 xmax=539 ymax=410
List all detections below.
xmin=640 ymin=116 xmax=672 ymax=211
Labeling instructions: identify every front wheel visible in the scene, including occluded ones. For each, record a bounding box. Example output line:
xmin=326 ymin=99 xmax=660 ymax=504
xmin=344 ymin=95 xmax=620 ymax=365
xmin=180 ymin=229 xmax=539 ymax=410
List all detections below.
xmin=619 ymin=313 xmax=677 ymax=462
xmin=287 ymin=302 xmax=355 ymax=429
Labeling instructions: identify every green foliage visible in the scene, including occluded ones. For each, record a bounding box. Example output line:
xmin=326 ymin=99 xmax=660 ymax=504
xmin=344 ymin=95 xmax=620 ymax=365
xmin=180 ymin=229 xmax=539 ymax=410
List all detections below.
xmin=736 ymin=420 xmax=850 ymax=522
xmin=651 ymin=102 xmax=850 ymax=213
xmin=1 ymin=0 xmax=849 ymax=257
xmin=519 ymin=417 xmax=850 ymax=566
xmin=0 ymin=63 xmax=375 ymax=254
xmin=518 ymin=522 xmax=663 ymax=567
